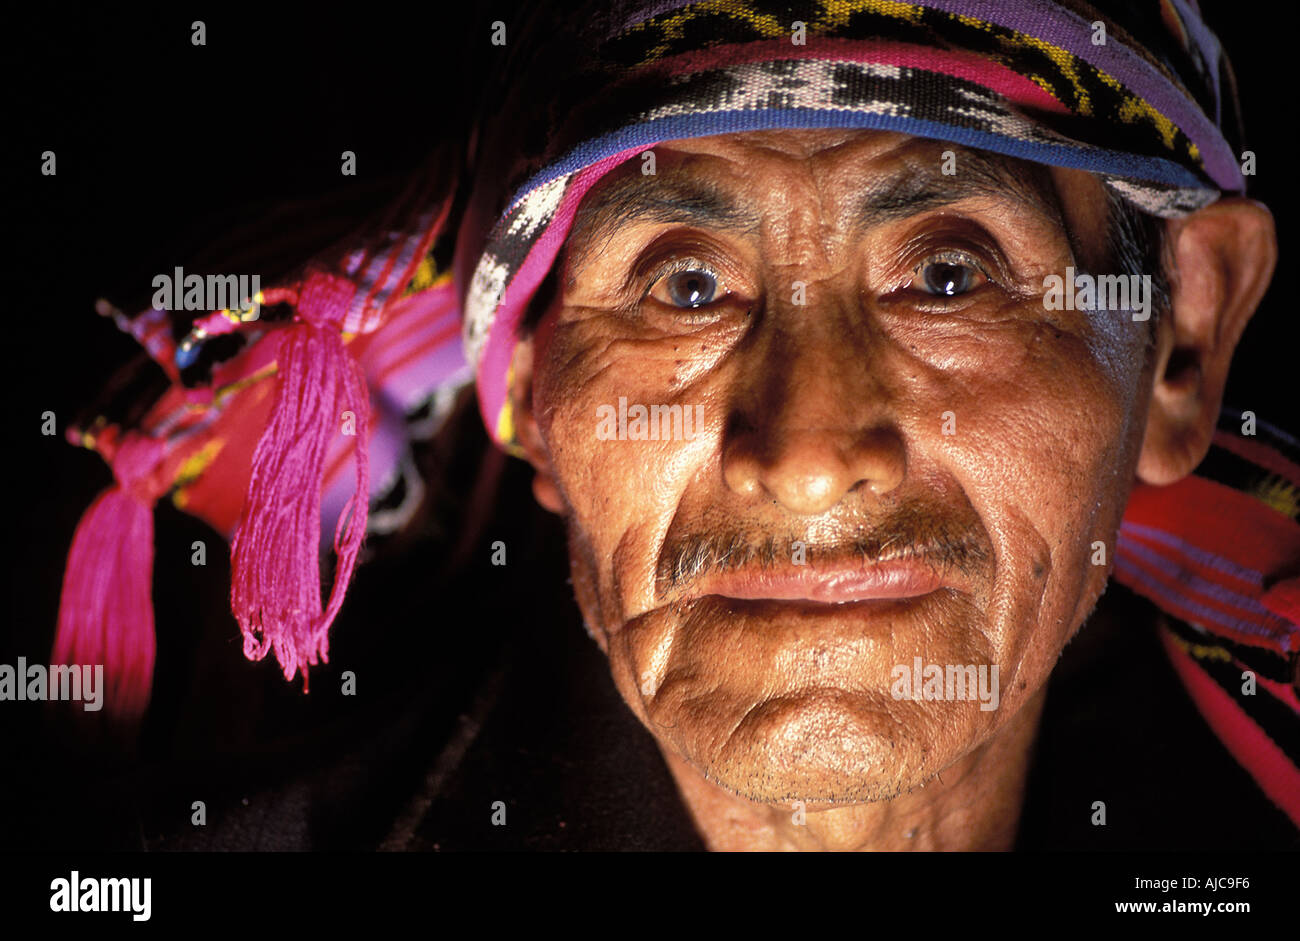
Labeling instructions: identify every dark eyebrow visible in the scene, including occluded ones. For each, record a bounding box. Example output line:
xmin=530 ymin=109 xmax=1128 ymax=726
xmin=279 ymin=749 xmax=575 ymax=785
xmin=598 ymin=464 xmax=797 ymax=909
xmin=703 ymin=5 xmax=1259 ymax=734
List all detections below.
xmin=855 ymin=147 xmax=1063 ymax=230
xmin=562 ymin=145 xmax=1064 ymax=288
xmin=565 ymin=172 xmax=761 ymax=284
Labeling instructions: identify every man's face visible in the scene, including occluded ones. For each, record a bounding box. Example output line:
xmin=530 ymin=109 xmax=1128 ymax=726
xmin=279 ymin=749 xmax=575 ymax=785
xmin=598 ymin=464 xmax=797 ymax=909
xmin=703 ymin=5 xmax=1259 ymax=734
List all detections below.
xmin=520 ymin=129 xmax=1157 ymax=804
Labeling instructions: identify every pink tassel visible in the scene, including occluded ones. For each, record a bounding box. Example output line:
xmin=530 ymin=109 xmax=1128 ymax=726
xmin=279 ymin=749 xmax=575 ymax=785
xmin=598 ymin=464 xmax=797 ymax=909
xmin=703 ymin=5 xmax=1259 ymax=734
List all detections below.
xmin=54 ymin=433 xmax=166 ymax=723
xmin=230 ymin=270 xmax=370 ymax=688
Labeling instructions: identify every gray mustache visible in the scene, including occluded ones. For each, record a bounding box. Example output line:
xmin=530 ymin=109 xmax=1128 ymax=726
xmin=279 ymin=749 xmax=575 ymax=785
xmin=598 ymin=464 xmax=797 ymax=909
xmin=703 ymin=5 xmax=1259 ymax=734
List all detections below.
xmin=655 ymin=510 xmax=990 ymax=597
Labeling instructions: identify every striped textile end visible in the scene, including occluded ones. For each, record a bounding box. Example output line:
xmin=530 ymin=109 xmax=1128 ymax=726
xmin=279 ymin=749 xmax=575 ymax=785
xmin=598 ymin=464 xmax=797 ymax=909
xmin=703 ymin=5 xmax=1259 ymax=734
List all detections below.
xmin=1115 ymin=406 xmax=1300 ymax=826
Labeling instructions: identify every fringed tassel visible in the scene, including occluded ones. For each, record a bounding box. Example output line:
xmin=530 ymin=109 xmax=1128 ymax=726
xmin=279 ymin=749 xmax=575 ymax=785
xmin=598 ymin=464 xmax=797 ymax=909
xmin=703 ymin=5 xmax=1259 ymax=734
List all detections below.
xmin=53 ymin=433 xmax=166 ymax=722
xmin=230 ymin=271 xmax=370 ymax=688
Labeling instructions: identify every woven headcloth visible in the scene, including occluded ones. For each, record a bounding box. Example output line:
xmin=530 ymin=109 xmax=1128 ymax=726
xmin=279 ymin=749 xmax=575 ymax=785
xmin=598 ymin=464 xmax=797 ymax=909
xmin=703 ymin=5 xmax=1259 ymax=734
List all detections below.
xmin=55 ymin=2 xmax=1295 ymax=829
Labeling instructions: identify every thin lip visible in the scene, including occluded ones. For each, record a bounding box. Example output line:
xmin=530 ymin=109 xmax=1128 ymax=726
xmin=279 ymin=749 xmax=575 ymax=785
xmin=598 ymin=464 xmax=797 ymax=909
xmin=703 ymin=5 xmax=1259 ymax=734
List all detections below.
xmin=680 ymin=556 xmax=951 ymax=605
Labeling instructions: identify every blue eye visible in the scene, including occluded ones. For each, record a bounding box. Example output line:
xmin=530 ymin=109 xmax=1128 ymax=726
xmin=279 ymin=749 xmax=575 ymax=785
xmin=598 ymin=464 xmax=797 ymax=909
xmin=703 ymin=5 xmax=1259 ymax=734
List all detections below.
xmin=665 ymin=269 xmax=718 ymax=308
xmin=919 ymin=260 xmax=980 ymax=296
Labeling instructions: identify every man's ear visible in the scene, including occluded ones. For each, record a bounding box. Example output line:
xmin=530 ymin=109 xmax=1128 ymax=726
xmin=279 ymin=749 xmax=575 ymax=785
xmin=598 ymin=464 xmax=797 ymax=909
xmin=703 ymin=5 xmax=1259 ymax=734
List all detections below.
xmin=1137 ymin=197 xmax=1276 ymax=486
xmin=510 ymin=333 xmax=566 ymax=514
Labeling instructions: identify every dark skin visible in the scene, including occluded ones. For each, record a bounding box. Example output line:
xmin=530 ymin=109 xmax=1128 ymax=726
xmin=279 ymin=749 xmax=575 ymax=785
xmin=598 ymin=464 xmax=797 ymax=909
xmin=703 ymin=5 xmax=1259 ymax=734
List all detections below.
xmin=508 ymin=130 xmax=1276 ymax=850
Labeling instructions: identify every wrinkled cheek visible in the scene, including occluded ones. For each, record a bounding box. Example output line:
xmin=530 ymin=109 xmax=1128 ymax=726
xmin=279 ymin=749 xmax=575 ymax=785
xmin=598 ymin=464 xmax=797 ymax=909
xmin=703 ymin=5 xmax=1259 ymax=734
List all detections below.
xmin=537 ymin=327 xmax=628 ymax=519
xmin=538 ymin=325 xmax=725 ymax=628
xmin=532 ymin=337 xmax=616 ymax=633
xmin=546 ymin=411 xmax=628 ymax=630
xmin=1011 ymin=348 xmax=1137 ymax=646
xmin=534 ymin=368 xmax=659 ymax=635
xmin=936 ymin=330 xmax=1135 ymax=696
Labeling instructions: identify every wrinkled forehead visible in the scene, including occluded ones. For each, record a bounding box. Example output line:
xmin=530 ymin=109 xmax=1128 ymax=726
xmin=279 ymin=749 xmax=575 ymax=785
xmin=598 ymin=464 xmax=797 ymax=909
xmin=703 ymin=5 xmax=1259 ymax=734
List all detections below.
xmin=562 ymin=129 xmax=1108 ymax=279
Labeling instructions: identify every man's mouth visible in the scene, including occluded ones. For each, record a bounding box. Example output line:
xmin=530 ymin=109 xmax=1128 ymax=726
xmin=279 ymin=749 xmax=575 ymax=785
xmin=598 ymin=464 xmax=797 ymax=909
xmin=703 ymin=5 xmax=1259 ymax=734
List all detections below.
xmin=682 ymin=557 xmax=947 ymax=605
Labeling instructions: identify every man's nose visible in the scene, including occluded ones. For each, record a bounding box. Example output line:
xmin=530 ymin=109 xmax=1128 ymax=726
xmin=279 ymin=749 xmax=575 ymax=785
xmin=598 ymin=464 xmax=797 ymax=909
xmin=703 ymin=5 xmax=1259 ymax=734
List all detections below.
xmin=721 ymin=319 xmax=905 ymax=516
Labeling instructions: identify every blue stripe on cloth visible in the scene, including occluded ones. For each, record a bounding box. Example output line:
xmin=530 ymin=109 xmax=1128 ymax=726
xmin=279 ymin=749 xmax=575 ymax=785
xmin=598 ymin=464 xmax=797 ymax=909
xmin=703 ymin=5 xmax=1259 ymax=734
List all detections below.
xmin=505 ymin=106 xmax=1213 ymax=214
xmin=1113 ymin=556 xmax=1291 ymax=647
xmin=1117 ymin=539 xmax=1281 ymax=626
xmin=1119 ymin=520 xmax=1266 ymax=587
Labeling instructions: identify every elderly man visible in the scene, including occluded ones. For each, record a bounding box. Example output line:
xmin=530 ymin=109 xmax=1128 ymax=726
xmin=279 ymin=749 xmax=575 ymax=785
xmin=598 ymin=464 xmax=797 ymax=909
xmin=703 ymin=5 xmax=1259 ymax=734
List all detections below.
xmin=497 ymin=126 xmax=1277 ymax=851
xmin=43 ymin=0 xmax=1297 ymax=851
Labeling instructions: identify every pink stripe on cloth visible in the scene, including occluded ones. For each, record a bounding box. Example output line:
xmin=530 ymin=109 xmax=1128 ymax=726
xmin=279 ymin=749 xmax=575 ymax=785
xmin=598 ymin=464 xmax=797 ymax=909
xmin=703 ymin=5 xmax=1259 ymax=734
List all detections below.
xmin=358 ymin=281 xmax=466 ymax=412
xmin=475 ymin=147 xmax=646 ymax=438
xmin=1159 ymin=628 xmax=1300 ymax=828
xmin=645 ymin=37 xmax=1071 ymax=114
xmin=371 ymin=322 xmax=464 ymax=408
xmin=320 ymin=287 xmax=468 ymax=544
xmin=319 ymin=391 xmax=406 ymax=548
